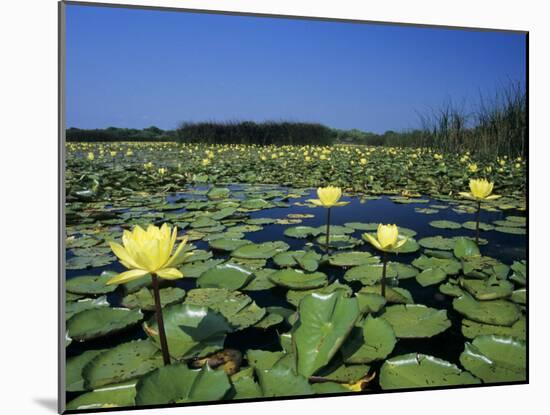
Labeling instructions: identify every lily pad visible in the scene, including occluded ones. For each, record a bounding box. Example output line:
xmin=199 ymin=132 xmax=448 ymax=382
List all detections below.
xmin=121 ymin=287 xmax=186 ymax=311
xmin=286 ymin=281 xmax=352 ymax=307
xmin=358 ymin=285 xmax=413 ymax=304
xmin=381 ymin=304 xmax=451 ymax=338
xmin=328 ymin=251 xmax=377 ymax=267
xmin=416 ymin=268 xmax=448 ymax=287
xmin=380 ymin=353 xmax=480 ymax=390
xmin=231 ymin=241 xmax=289 ymax=259
xmin=462 ymin=317 xmax=526 ymax=341
xmin=67 ymin=307 xmax=143 ymax=341
xmin=209 ymin=238 xmax=251 ymax=252
xmin=66 ymin=381 xmax=137 ymax=411
xmin=459 ymin=335 xmax=526 ymax=383
xmin=144 ymin=303 xmax=232 ymax=359
xmin=66 ymin=349 xmax=107 ymax=392
xmin=135 ymin=364 xmax=231 ymax=405
xmin=83 ymin=339 xmax=163 ymax=389
xmin=293 ymin=291 xmax=360 ymax=377
xmin=453 ymin=294 xmax=521 ymax=326
xmin=344 ymin=263 xmax=397 ymax=286
xmin=453 ymin=237 xmax=480 ymax=259
xmin=66 ymin=296 xmax=109 ymax=320
xmin=197 ymin=263 xmax=253 ymax=291
xmin=341 ymin=316 xmax=397 ymax=364
xmin=418 ymin=236 xmax=456 ymax=250
xmin=179 ymin=258 xmax=225 ymax=278
xmin=268 ymin=269 xmax=328 ymax=290
xmin=429 ymin=220 xmax=462 ymax=229
xmin=257 ymin=363 xmax=315 ymax=397
xmin=66 ymin=271 xmax=118 ymax=295
xmin=460 ymin=278 xmax=514 ymax=300
xmin=283 ymin=226 xmax=321 ymax=239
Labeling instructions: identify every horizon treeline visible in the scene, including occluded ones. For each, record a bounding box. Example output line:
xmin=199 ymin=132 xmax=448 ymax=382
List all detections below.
xmin=66 ymin=83 xmax=526 ymax=156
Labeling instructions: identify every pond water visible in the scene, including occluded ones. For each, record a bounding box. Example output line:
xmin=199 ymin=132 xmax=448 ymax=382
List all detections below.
xmin=65 ymin=184 xmax=526 ymax=404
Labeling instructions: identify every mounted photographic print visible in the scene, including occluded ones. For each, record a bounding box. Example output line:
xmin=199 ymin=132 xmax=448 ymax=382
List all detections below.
xmin=59 ymin=1 xmax=528 ymax=413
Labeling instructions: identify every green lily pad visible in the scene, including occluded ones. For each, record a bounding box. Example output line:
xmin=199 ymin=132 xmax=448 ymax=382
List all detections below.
xmin=390 ymin=262 xmax=419 ymax=279
xmin=416 ymin=268 xmax=448 ymax=287
xmin=231 ymin=241 xmax=289 ymax=259
xmin=381 ymin=304 xmax=451 ymax=338
xmin=256 ymin=363 xmax=315 ymax=397
xmin=179 ymin=258 xmax=225 ymax=278
xmin=184 ymin=288 xmax=266 ymax=330
xmin=283 ymin=226 xmax=321 ymax=239
xmin=207 ymin=187 xmax=230 ymax=200
xmin=328 ymin=251 xmax=377 ymax=267
xmin=460 ymin=278 xmax=514 ymax=300
xmin=453 ymin=237 xmax=481 ymax=259
xmin=66 ymin=381 xmax=137 ymax=411
xmin=83 ymin=339 xmax=163 ymax=389
xmin=418 ymin=236 xmax=456 ymax=250
xmin=135 ymin=364 xmax=231 ymax=405
xmin=344 ymin=263 xmax=397 ymax=286
xmin=511 ymin=288 xmax=526 ymax=305
xmin=453 ymin=294 xmax=521 ymax=326
xmin=241 ymin=268 xmax=277 ymax=291
xmin=356 ymin=292 xmax=387 ymax=313
xmin=273 ymin=250 xmax=322 ymax=272
xmin=462 ymin=221 xmax=495 ymax=231
xmin=246 ymin=349 xmax=286 ymax=370
xmin=429 ymin=220 xmax=462 ymax=229
xmin=462 ymin=317 xmax=526 ymax=341
xmin=197 ymin=263 xmax=253 ymax=291
xmin=494 ymin=226 xmax=526 ymax=235
xmin=268 ymin=269 xmax=328 ymax=290
xmin=67 ymin=307 xmax=143 ymax=341
xmin=144 ymin=303 xmax=231 ymax=359
xmin=412 ymin=255 xmax=461 ymax=275
xmin=316 ymin=234 xmax=362 ymax=250
xmin=66 ymin=349 xmax=107 ymax=392
xmin=286 ymin=281 xmax=352 ymax=307
xmin=66 ymin=271 xmax=118 ymax=295
xmin=66 ymin=296 xmax=109 ymax=320
xmin=358 ymin=285 xmax=413 ymax=304
xmin=293 ymin=291 xmax=360 ymax=377
xmin=121 ymin=287 xmax=186 ymax=311
xmin=209 ymin=238 xmax=251 ymax=252
xmin=459 ymin=335 xmax=526 ymax=383
xmin=341 ymin=316 xmax=397 ymax=364
xmin=380 ymin=353 xmax=480 ymax=390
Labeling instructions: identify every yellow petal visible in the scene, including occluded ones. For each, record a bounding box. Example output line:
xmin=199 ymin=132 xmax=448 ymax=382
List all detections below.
xmin=109 ymin=241 xmax=141 ymax=270
xmin=156 ymin=267 xmax=183 ymax=280
xmin=307 ymin=199 xmax=325 ymax=207
xmin=164 ymin=237 xmax=190 ymax=267
xmin=106 ymin=269 xmax=149 ymax=285
xmin=364 ymin=233 xmax=382 ymax=250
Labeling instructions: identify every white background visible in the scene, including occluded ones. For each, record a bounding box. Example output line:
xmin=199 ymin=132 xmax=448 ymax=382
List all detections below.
xmin=0 ymin=0 xmax=545 ymax=413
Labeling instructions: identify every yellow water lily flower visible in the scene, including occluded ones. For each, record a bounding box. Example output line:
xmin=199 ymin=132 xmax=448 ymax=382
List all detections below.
xmin=158 ymin=167 xmax=167 ymax=176
xmin=308 ymin=186 xmax=349 ymax=208
xmin=360 ymin=158 xmax=367 ymax=165
xmin=459 ymin=179 xmax=500 ymax=201
xmin=468 ymin=163 xmax=478 ymax=173
xmin=107 ymin=224 xmax=192 ymax=285
xmin=364 ymin=224 xmax=406 ymax=252
xmin=87 ymin=152 xmax=95 ymax=161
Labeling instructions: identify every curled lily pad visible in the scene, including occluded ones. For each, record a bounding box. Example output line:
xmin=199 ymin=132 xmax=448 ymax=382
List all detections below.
xmin=241 ymin=268 xmax=276 ymax=291
xmin=268 ymin=269 xmax=328 ymax=290
xmin=144 ymin=303 xmax=231 ymax=359
xmin=66 ymin=271 xmax=117 ymax=295
xmin=135 ymin=364 xmax=231 ymax=405
xmin=83 ymin=339 xmax=163 ymax=389
xmin=344 ymin=263 xmax=397 ymax=286
xmin=197 ymin=263 xmax=253 ymax=291
xmin=231 ymin=241 xmax=289 ymax=259
xmin=341 ymin=316 xmax=397 ymax=364
xmin=293 ymin=292 xmax=360 ymax=377
xmin=381 ymin=304 xmax=451 ymax=338
xmin=453 ymin=294 xmax=521 ymax=326
xmin=67 ymin=307 xmax=143 ymax=342
xmin=459 ymin=335 xmax=526 ymax=383
xmin=380 ymin=353 xmax=480 ymax=390
xmin=356 ymin=291 xmax=387 ymax=314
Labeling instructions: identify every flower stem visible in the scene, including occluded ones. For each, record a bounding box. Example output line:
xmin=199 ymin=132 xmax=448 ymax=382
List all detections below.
xmin=325 ymin=207 xmax=331 ymax=254
xmin=381 ymin=252 xmax=388 ymax=298
xmin=475 ymin=201 xmax=481 ymax=245
xmin=152 ymin=274 xmax=171 ymax=366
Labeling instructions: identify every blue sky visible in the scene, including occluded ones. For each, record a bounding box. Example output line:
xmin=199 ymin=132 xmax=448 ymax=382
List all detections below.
xmin=65 ymin=4 xmax=526 ymax=133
